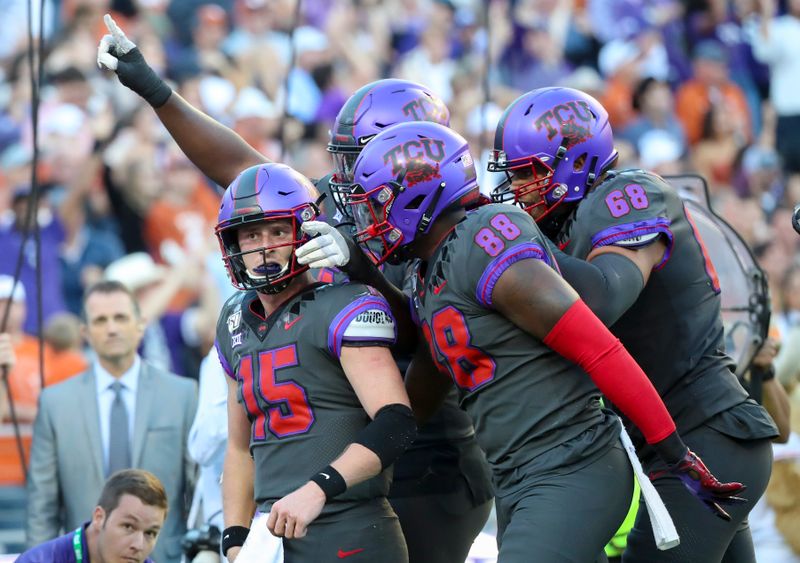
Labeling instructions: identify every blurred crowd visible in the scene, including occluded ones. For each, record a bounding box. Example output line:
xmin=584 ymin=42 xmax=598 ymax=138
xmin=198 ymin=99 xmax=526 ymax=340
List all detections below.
xmin=2 ymin=0 xmax=800 ymax=556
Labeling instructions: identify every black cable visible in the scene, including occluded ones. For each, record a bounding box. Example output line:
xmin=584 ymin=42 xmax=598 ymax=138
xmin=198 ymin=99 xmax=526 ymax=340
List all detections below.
xmin=34 ymin=0 xmax=45 ymax=392
xmin=479 ymin=0 xmax=492 ymax=157
xmin=0 ymin=0 xmax=48 ymax=481
xmin=278 ymin=0 xmax=303 ymax=161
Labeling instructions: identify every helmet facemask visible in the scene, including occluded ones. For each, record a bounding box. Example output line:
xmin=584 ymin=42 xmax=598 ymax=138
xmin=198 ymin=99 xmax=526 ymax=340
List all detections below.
xmin=348 ymin=182 xmax=405 ymax=265
xmin=216 ymin=205 xmax=318 ymax=294
xmin=489 ymin=148 xmax=566 ymax=215
xmin=491 ymin=142 xmax=599 ymax=235
xmin=327 ymin=146 xmax=361 ymax=220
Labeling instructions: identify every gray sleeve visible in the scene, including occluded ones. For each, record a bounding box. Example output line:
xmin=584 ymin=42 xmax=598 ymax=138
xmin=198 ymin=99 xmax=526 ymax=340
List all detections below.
xmin=550 ymin=243 xmax=645 ymax=326
xmin=25 ymin=393 xmax=62 ymax=547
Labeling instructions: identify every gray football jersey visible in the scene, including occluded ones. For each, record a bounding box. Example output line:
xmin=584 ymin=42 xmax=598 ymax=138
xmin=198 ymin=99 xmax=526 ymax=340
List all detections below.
xmin=556 ymin=170 xmax=774 ymax=447
xmin=215 ymin=282 xmax=397 ymax=512
xmin=410 ymin=204 xmax=617 ymax=492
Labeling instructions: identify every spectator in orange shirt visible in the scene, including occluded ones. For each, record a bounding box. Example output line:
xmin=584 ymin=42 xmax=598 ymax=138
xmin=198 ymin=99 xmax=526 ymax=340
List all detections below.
xmin=0 ymin=275 xmax=41 ymax=423
xmin=43 ymin=312 xmax=88 ymax=385
xmin=143 ymin=143 xmax=219 ymax=265
xmin=675 ymin=40 xmax=752 ymax=146
xmin=0 ymin=276 xmax=85 ymax=424
xmin=142 ymin=143 xmax=219 ymax=311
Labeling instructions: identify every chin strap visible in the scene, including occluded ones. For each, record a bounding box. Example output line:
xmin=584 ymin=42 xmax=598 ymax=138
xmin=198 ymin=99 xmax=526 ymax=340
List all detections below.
xmin=418 ymin=182 xmax=447 ymax=234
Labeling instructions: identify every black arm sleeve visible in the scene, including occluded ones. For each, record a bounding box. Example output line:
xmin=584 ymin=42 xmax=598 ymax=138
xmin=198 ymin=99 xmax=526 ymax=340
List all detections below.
xmin=354 ymin=403 xmax=418 ymax=469
xmin=548 ymin=241 xmax=645 ymax=326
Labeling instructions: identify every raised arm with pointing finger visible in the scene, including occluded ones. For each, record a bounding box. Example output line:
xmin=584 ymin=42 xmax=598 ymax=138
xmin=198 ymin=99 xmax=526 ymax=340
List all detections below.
xmin=97 ymin=14 xmax=267 ymax=187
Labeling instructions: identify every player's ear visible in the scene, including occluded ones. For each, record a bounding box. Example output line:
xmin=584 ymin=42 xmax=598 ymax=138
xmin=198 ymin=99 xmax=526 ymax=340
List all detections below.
xmin=92 ymin=505 xmax=106 ymax=529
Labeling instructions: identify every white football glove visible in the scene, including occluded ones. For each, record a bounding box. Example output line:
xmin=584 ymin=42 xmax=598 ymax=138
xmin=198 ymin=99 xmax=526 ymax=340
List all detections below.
xmin=296 ymin=221 xmax=351 ymax=269
xmin=97 ymin=14 xmax=137 ymax=71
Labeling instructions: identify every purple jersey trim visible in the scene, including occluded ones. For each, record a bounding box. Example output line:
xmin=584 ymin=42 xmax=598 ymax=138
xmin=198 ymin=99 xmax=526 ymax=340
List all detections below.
xmin=327 ymin=296 xmax=396 ymax=358
xmin=590 ymin=217 xmax=674 ymax=270
xmin=214 ymin=339 xmax=236 ymax=380
xmin=476 ymin=243 xmax=551 ymax=308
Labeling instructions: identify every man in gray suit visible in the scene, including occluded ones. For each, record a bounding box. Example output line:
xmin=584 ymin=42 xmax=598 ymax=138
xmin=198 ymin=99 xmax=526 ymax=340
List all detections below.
xmin=26 ymin=280 xmax=197 ymax=563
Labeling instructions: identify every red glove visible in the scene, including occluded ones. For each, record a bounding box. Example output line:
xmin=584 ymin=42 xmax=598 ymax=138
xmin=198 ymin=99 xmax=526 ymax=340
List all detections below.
xmin=653 ymin=449 xmax=747 ymax=521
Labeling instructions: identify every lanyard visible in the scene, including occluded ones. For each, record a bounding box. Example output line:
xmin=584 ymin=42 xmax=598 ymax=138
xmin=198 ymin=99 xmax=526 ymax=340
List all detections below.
xmin=72 ymin=526 xmax=83 ymax=563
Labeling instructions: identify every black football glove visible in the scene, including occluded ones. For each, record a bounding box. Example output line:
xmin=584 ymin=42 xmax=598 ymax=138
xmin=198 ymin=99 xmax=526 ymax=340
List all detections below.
xmin=97 ymin=14 xmax=171 ymax=108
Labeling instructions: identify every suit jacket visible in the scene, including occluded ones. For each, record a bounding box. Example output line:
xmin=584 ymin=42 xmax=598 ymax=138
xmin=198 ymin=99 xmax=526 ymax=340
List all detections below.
xmin=26 ymin=361 xmax=198 ymax=563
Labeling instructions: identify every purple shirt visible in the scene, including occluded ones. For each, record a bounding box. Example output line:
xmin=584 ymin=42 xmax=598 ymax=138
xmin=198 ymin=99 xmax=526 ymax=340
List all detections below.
xmin=0 ymin=212 xmax=66 ymax=334
xmin=16 ymin=521 xmax=157 ymax=563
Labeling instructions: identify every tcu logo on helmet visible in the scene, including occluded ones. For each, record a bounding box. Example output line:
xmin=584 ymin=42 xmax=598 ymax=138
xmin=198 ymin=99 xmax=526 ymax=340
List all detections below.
xmin=383 ymin=138 xmax=446 ymax=175
xmin=402 ymin=96 xmax=448 ymax=124
xmin=534 ymin=100 xmax=594 ymax=147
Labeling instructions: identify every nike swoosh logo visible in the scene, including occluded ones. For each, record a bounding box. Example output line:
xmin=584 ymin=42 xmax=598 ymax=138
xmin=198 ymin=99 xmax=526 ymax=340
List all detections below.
xmin=320 ymin=473 xmax=330 ymax=480
xmin=284 ymin=316 xmax=302 ymax=330
xmin=337 ymin=548 xmax=364 ymax=558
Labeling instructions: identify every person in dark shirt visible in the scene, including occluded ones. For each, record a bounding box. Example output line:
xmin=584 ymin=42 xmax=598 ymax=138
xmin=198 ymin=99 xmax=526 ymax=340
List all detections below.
xmin=17 ymin=469 xmax=167 ymax=563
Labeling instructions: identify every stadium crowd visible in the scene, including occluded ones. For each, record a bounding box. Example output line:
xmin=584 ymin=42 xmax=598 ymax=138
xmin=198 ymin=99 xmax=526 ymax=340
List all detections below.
xmin=1 ymin=0 xmax=800 ymax=561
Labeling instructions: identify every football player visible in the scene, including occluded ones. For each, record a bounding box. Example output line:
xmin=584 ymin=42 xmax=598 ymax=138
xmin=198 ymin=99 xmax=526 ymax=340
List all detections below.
xmin=326 ymin=120 xmax=745 ymax=562
xmin=98 ymin=18 xmax=493 ymax=563
xmin=489 ymin=87 xmax=778 ymax=562
xmin=214 ymin=162 xmax=417 ymax=562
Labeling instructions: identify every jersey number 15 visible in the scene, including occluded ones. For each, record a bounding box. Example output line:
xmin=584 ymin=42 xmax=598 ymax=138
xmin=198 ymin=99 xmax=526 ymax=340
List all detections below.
xmin=238 ymin=345 xmax=315 ymax=441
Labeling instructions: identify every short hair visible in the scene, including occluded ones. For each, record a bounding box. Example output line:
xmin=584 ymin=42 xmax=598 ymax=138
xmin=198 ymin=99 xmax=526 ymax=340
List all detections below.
xmin=97 ymin=469 xmax=168 ymax=515
xmin=82 ymin=280 xmax=141 ymax=321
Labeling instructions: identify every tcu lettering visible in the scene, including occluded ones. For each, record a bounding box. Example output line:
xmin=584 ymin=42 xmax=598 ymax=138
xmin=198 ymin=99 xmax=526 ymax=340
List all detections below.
xmin=535 ymin=100 xmax=593 ymax=141
xmin=402 ymin=96 xmax=446 ymax=122
xmin=383 ymin=138 xmax=446 ymax=175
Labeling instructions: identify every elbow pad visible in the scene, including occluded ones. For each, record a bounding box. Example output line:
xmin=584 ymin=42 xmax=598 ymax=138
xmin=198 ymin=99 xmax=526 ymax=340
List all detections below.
xmin=355 ymin=403 xmax=417 ymax=469
xmin=555 ymin=251 xmax=644 ymax=326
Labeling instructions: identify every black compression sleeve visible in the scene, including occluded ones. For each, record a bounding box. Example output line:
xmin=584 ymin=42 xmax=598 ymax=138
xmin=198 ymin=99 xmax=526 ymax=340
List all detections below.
xmin=550 ymin=244 xmax=644 ymax=326
xmin=354 ymin=403 xmax=417 ymax=469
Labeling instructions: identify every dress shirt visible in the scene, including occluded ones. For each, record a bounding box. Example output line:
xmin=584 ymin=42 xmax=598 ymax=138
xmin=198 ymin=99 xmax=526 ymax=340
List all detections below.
xmin=95 ymin=356 xmax=140 ymax=474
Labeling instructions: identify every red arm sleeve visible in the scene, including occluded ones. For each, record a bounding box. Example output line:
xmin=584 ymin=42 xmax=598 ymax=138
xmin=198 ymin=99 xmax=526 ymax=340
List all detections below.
xmin=543 ymin=299 xmax=676 ymax=444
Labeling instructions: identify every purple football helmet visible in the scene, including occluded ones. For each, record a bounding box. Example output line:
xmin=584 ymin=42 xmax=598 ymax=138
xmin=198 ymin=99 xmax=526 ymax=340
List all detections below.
xmin=489 ymin=87 xmax=617 ymax=229
xmin=216 ymin=163 xmax=323 ymax=293
xmin=347 ymin=122 xmax=480 ymax=264
xmin=327 ymin=79 xmax=450 ymax=218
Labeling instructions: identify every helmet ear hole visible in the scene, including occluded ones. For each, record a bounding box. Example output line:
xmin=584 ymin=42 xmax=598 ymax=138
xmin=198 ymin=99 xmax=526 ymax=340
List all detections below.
xmin=573 ymin=153 xmax=588 ymax=172
xmin=405 ymin=194 xmax=427 ymax=210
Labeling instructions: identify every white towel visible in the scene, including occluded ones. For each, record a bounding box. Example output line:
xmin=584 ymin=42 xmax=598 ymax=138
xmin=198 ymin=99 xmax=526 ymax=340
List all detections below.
xmin=235 ymin=512 xmax=284 ymax=563
xmin=618 ymin=421 xmax=681 ymax=551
